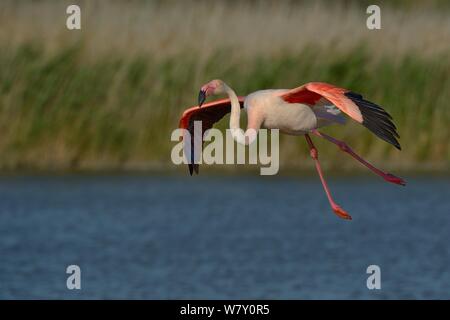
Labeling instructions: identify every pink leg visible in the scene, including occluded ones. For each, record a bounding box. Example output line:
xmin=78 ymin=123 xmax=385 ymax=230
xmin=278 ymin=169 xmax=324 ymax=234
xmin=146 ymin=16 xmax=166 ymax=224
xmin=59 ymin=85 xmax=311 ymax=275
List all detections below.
xmin=305 ymin=134 xmax=352 ymax=220
xmin=311 ymin=130 xmax=406 ymax=186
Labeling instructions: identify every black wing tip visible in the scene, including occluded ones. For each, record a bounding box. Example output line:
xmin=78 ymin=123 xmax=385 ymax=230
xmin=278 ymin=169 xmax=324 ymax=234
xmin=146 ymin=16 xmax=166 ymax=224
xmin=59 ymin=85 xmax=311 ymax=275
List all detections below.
xmin=188 ymin=164 xmax=199 ymax=175
xmin=345 ymin=91 xmax=402 ymax=150
xmin=386 ymin=135 xmax=401 ymax=150
xmin=345 ymin=91 xmax=363 ymax=100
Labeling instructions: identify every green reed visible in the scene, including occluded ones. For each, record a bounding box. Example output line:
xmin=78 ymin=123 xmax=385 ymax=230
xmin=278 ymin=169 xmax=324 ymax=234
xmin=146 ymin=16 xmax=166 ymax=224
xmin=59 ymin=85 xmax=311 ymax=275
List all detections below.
xmin=0 ymin=43 xmax=448 ymax=172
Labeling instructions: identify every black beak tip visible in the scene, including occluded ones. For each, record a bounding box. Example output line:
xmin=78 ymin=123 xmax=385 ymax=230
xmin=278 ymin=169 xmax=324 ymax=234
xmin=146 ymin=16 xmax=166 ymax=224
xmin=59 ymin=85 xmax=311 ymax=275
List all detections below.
xmin=198 ymin=90 xmax=206 ymax=107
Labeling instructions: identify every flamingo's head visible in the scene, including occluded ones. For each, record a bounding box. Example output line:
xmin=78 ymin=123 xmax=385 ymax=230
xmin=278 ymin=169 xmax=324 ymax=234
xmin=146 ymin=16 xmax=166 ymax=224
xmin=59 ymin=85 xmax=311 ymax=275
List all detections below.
xmin=198 ymin=79 xmax=225 ymax=107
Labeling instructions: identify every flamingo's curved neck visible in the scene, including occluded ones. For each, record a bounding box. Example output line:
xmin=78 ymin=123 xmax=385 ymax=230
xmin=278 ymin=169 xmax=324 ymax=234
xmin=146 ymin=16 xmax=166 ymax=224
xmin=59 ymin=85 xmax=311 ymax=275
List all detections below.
xmin=224 ymin=84 xmax=247 ymax=145
xmin=224 ymin=84 xmax=241 ymax=131
xmin=223 ymin=83 xmax=253 ymax=145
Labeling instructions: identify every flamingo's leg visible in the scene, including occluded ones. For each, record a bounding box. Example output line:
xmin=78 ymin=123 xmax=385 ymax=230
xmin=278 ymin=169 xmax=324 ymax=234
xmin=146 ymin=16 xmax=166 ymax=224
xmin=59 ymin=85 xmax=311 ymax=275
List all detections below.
xmin=311 ymin=130 xmax=406 ymax=186
xmin=305 ymin=134 xmax=352 ymax=220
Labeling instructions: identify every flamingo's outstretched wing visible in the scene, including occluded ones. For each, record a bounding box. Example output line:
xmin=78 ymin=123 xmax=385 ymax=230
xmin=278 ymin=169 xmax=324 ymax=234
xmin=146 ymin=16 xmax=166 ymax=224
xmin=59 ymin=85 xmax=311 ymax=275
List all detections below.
xmin=179 ymin=97 xmax=245 ymax=175
xmin=280 ymin=82 xmax=401 ymax=149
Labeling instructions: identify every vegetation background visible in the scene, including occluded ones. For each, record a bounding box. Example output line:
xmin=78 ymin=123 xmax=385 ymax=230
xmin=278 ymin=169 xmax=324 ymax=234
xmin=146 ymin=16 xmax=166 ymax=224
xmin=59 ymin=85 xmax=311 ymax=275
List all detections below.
xmin=0 ymin=0 xmax=448 ymax=174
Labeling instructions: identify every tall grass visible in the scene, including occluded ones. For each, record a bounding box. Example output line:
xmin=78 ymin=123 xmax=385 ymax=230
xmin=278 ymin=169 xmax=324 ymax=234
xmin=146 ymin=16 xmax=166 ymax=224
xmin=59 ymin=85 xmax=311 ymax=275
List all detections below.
xmin=0 ymin=1 xmax=448 ymax=172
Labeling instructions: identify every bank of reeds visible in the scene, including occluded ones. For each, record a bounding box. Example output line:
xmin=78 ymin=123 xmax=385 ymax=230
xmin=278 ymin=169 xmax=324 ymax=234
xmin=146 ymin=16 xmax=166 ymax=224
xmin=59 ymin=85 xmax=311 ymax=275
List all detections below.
xmin=0 ymin=1 xmax=448 ymax=172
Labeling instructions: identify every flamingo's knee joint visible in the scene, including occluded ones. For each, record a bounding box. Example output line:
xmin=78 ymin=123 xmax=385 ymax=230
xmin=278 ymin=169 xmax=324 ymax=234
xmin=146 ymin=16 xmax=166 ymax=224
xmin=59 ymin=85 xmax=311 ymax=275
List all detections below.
xmin=338 ymin=142 xmax=350 ymax=152
xmin=310 ymin=148 xmax=318 ymax=160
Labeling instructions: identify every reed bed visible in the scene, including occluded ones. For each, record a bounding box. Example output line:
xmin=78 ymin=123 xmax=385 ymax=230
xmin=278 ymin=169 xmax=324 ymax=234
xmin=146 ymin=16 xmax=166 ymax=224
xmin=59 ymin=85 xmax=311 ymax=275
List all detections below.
xmin=0 ymin=0 xmax=448 ymax=172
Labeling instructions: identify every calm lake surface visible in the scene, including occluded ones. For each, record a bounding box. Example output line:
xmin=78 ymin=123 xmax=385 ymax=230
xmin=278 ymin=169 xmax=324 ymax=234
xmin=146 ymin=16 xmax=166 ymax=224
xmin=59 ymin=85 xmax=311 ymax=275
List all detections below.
xmin=0 ymin=175 xmax=449 ymax=299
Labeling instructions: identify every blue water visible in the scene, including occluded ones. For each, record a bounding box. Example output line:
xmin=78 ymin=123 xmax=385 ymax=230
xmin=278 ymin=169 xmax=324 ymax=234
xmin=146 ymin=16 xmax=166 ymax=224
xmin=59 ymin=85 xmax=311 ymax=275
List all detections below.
xmin=0 ymin=175 xmax=449 ymax=299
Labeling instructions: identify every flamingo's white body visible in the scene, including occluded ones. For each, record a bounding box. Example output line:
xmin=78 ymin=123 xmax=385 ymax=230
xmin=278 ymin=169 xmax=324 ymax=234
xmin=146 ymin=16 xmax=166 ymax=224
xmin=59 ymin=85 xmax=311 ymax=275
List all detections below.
xmin=179 ymin=80 xmax=405 ymax=220
xmin=245 ymin=89 xmax=344 ymax=135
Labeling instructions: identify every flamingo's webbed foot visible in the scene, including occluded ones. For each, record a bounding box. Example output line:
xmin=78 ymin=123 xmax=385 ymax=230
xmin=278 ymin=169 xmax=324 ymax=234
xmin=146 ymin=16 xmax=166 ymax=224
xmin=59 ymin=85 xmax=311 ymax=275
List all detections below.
xmin=332 ymin=205 xmax=352 ymax=220
xmin=384 ymin=173 xmax=406 ymax=186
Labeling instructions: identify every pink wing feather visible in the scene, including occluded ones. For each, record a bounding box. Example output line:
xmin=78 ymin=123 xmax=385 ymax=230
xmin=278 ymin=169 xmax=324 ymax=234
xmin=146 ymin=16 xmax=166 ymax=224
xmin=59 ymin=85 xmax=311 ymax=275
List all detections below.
xmin=280 ymin=82 xmax=400 ymax=149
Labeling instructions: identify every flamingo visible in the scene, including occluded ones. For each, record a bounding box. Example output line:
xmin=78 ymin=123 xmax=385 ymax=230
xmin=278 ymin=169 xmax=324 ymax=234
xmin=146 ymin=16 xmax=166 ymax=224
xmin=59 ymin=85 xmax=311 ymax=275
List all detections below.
xmin=179 ymin=80 xmax=405 ymax=220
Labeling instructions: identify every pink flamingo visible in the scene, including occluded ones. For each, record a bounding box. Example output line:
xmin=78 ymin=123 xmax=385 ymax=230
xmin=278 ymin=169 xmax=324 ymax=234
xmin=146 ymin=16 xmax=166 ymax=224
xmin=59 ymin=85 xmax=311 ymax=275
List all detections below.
xmin=179 ymin=80 xmax=405 ymax=220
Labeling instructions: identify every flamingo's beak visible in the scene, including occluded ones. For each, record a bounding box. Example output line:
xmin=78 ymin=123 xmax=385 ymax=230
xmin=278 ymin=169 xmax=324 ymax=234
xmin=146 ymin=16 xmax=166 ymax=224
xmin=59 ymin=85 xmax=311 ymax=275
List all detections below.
xmin=198 ymin=90 xmax=206 ymax=107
